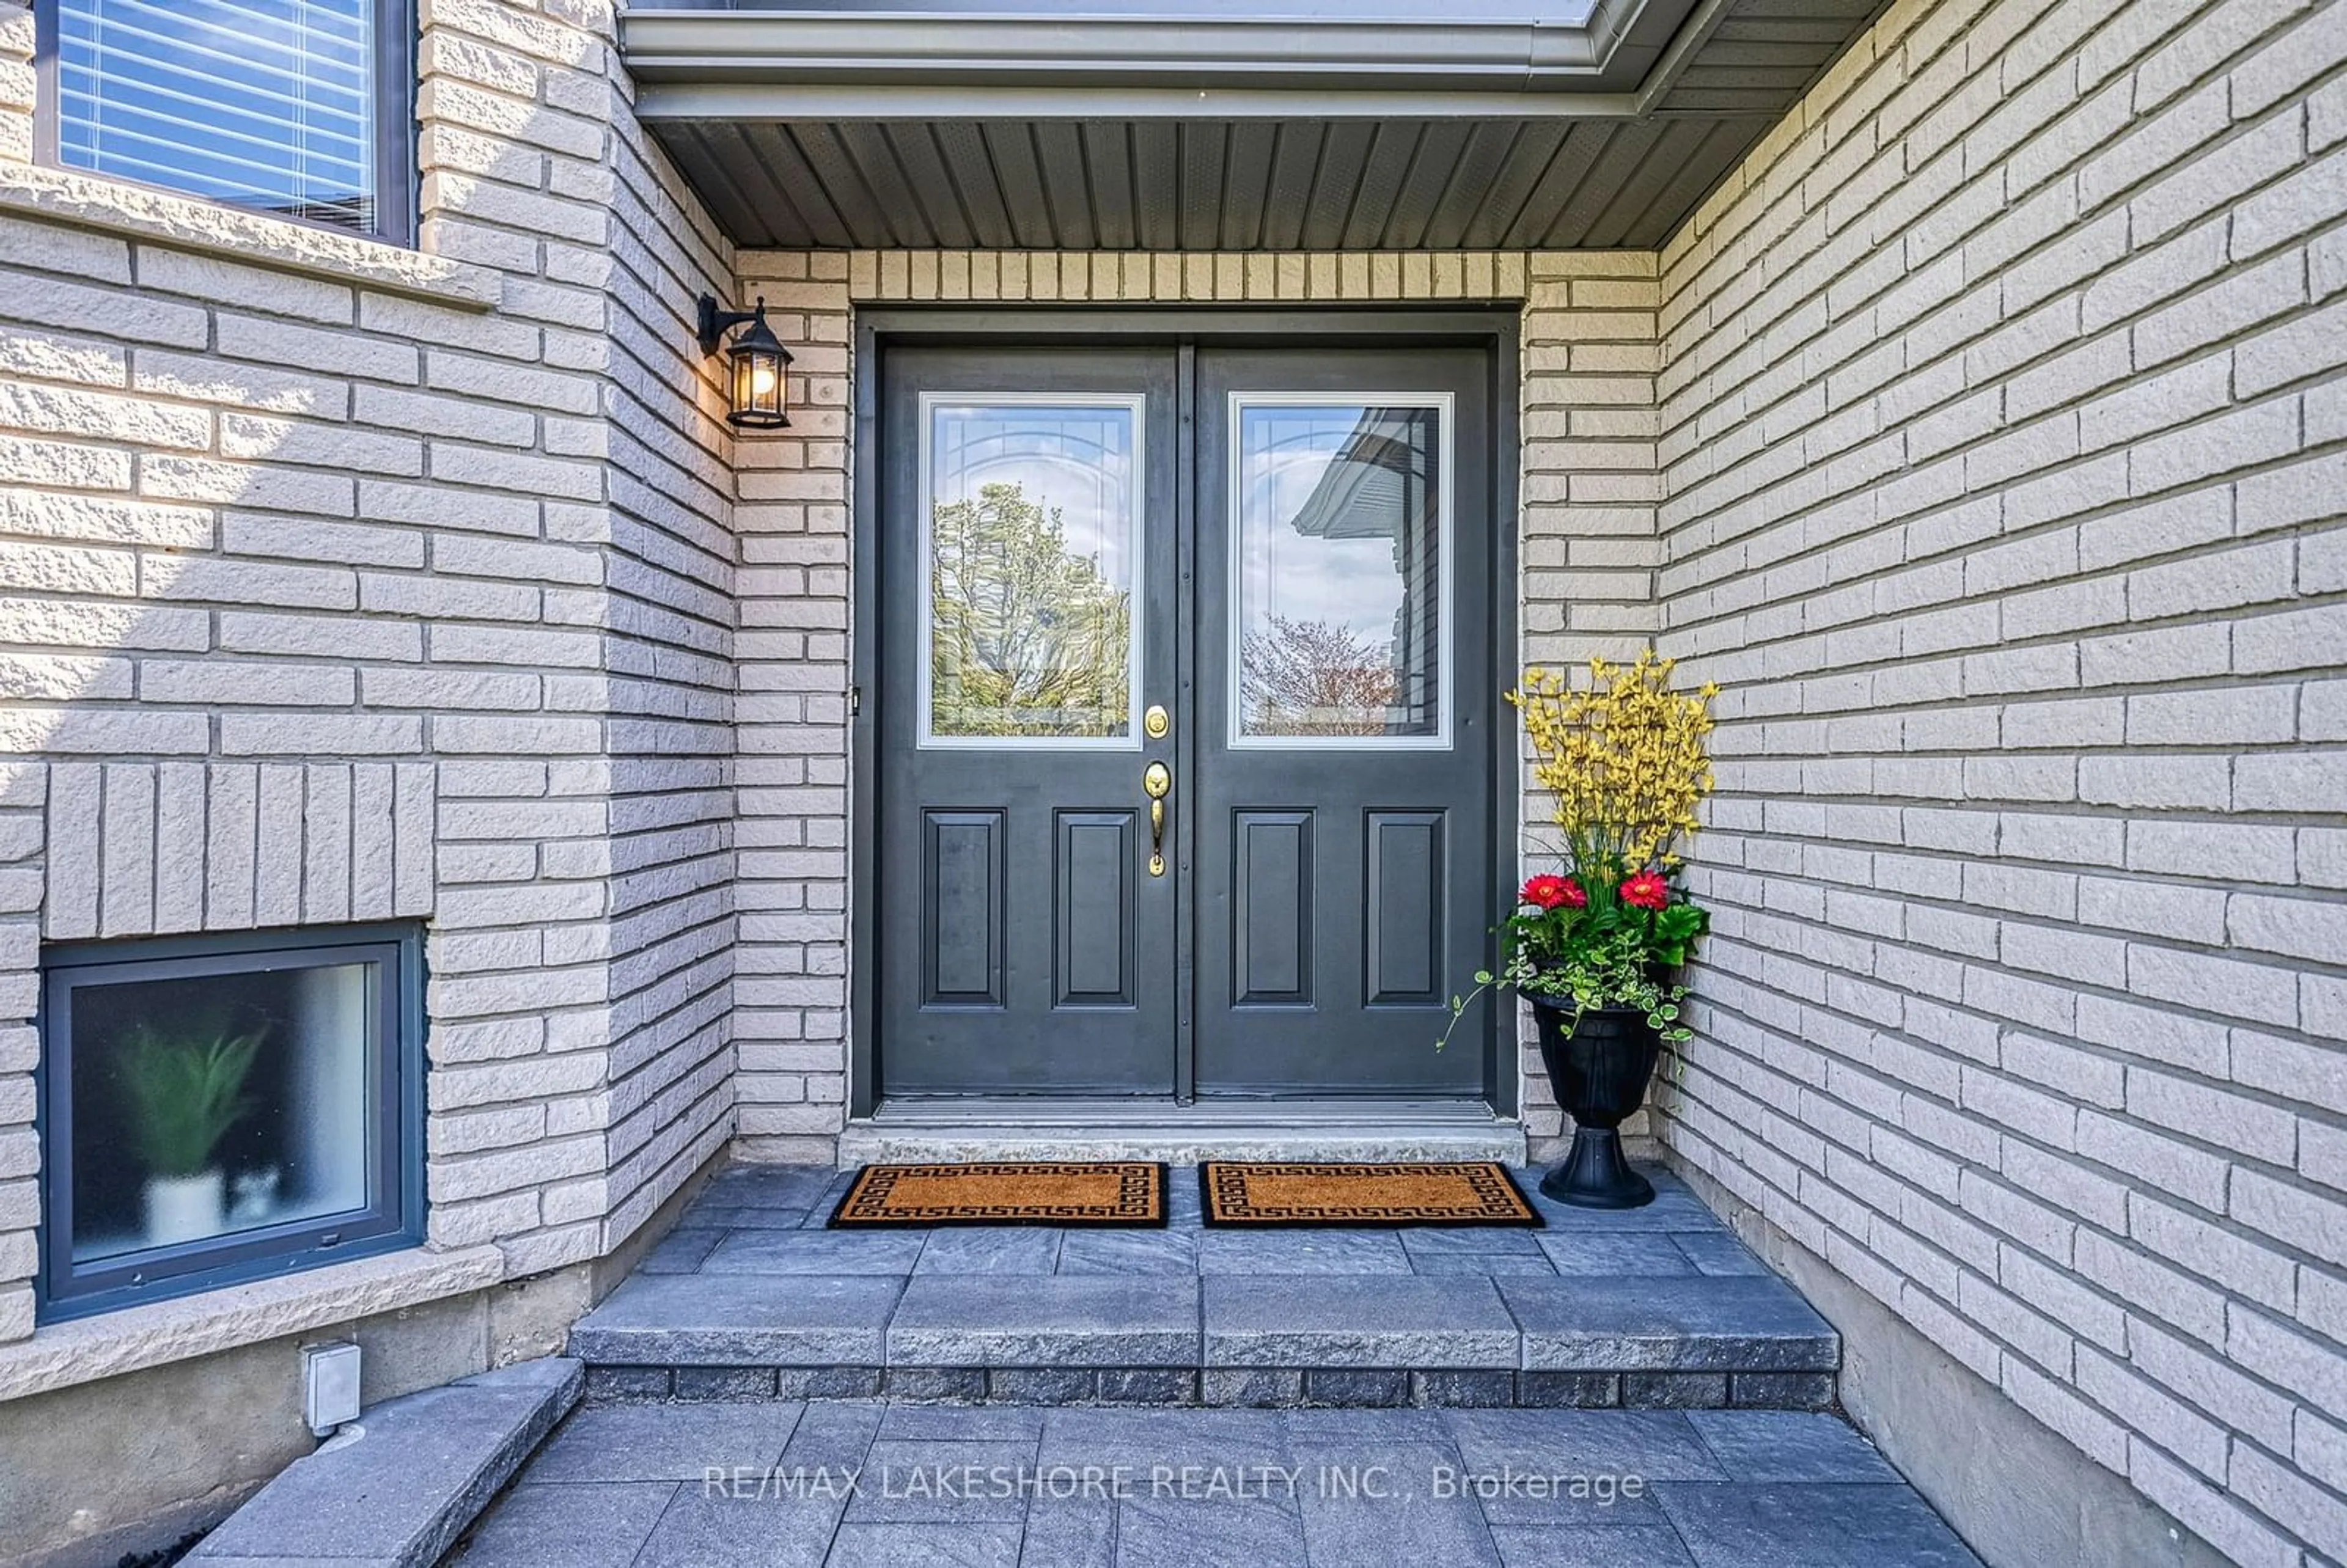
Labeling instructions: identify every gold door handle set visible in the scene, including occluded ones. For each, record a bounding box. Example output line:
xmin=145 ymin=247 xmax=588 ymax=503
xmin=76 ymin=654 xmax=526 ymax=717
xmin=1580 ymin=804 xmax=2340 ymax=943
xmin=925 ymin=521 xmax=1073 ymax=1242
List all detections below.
xmin=1143 ymin=760 xmax=1171 ymax=876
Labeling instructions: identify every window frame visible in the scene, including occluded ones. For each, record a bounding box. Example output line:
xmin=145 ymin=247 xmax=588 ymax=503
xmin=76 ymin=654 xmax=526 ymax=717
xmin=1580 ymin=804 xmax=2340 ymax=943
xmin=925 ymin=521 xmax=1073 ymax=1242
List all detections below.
xmin=1225 ymin=389 xmax=1457 ymax=752
xmin=916 ymin=389 xmax=1151 ymax=752
xmin=33 ymin=921 xmax=428 ymax=1323
xmin=31 ymin=0 xmax=421 ymax=247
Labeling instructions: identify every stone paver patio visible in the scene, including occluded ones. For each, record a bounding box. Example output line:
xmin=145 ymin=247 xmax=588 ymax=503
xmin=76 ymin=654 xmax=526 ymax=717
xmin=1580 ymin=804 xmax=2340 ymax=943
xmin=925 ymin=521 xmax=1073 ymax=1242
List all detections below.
xmin=567 ymin=1163 xmax=1840 ymax=1410
xmin=443 ymin=1401 xmax=1984 ymax=1567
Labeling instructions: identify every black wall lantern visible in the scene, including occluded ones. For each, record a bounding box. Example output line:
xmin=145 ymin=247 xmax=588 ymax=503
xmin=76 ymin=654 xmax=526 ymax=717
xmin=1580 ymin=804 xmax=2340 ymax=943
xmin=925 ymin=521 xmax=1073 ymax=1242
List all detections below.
xmin=697 ymin=294 xmax=792 ymax=430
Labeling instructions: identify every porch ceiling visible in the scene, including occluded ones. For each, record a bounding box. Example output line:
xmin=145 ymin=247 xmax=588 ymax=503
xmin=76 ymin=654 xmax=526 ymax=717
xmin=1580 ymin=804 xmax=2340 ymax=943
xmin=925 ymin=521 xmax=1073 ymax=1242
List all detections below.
xmin=623 ymin=0 xmax=1887 ymax=251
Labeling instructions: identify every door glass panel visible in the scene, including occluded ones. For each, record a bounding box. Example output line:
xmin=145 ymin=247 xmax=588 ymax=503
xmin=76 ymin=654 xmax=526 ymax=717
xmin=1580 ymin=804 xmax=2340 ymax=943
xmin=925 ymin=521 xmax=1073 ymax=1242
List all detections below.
xmin=1232 ymin=399 xmax=1447 ymax=746
xmin=922 ymin=396 xmax=1144 ymax=746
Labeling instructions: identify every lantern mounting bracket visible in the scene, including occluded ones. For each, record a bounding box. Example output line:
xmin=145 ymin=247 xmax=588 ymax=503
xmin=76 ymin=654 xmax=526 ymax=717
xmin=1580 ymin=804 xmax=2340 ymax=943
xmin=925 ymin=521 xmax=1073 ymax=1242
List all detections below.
xmin=697 ymin=295 xmax=763 ymax=356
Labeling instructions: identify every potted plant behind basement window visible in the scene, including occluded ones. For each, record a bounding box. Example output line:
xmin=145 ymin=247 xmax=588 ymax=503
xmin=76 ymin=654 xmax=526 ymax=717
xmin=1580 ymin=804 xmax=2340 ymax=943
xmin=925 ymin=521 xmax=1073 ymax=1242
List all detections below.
xmin=1441 ymin=651 xmax=1716 ymax=1207
xmin=120 ymin=1022 xmax=264 ymax=1245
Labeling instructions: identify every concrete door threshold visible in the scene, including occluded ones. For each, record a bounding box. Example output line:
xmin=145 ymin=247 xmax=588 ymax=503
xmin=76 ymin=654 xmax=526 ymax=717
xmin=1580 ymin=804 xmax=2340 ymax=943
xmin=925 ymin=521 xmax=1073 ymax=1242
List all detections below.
xmin=837 ymin=1099 xmax=1527 ymax=1165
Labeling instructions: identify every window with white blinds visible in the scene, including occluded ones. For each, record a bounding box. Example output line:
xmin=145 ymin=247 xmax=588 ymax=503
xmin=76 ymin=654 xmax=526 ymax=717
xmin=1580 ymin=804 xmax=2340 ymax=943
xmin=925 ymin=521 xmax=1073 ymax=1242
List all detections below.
xmin=47 ymin=0 xmax=406 ymax=238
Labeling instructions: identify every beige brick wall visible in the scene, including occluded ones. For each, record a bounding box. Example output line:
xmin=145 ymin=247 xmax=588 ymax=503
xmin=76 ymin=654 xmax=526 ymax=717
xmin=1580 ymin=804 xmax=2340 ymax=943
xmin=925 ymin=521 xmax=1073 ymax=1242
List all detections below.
xmin=0 ymin=0 xmax=737 ymax=1349
xmin=729 ymin=250 xmax=851 ymax=1160
xmin=727 ymin=246 xmax=1663 ymax=1154
xmin=9 ymin=15 xmax=2336 ymax=1563
xmin=1653 ymin=0 xmax=2347 ymax=1560
xmin=589 ymin=48 xmax=738 ymax=1250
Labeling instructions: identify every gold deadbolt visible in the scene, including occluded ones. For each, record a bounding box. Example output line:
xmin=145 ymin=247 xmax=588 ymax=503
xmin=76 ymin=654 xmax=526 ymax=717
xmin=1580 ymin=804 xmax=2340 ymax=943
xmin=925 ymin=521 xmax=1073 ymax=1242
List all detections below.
xmin=1144 ymin=704 xmax=1170 ymax=739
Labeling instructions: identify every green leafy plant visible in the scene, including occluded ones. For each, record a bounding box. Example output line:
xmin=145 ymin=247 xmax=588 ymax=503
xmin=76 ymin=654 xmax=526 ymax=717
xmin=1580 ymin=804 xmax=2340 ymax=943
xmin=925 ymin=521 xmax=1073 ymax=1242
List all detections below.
xmin=1438 ymin=651 xmax=1716 ymax=1051
xmin=1436 ymin=866 xmax=1708 ymax=1050
xmin=117 ymin=1024 xmax=264 ymax=1178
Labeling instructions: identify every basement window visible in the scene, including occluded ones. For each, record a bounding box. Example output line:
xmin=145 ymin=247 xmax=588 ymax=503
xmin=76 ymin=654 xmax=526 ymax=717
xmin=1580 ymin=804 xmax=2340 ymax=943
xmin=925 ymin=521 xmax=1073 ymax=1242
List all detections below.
xmin=35 ymin=923 xmax=425 ymax=1322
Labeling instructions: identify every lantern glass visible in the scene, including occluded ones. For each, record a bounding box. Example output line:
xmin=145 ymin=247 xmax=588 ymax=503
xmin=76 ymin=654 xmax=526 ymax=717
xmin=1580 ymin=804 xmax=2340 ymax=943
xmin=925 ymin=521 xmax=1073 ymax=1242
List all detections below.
xmin=700 ymin=295 xmax=794 ymax=430
xmin=727 ymin=337 xmax=790 ymax=429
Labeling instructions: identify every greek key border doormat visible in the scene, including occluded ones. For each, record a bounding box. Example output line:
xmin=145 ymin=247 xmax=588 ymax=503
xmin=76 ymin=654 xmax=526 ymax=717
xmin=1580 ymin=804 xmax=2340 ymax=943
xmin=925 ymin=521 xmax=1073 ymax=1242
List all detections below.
xmin=828 ymin=1161 xmax=1169 ymax=1228
xmin=1199 ymin=1161 xmax=1543 ymax=1228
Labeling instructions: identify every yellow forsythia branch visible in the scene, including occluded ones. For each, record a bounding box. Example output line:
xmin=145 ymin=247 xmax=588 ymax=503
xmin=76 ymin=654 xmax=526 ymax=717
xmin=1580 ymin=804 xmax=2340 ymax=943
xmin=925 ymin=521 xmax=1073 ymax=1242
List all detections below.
xmin=1508 ymin=650 xmax=1717 ymax=868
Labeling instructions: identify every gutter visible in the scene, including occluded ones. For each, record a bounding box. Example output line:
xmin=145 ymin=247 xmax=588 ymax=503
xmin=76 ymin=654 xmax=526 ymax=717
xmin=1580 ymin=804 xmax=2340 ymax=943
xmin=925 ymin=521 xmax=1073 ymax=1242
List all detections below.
xmin=620 ymin=0 xmax=1692 ymax=113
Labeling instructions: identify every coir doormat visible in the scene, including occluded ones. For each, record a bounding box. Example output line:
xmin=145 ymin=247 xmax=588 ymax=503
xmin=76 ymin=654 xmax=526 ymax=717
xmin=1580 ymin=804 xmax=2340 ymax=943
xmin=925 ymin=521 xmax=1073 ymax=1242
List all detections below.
xmin=829 ymin=1161 xmax=1168 ymax=1228
xmin=1199 ymin=1161 xmax=1542 ymax=1228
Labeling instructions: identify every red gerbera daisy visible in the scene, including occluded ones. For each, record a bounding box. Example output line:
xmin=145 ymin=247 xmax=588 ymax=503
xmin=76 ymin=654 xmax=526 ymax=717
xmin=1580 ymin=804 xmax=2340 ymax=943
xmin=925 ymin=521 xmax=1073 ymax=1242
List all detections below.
xmin=1620 ymin=870 xmax=1671 ymax=910
xmin=1521 ymin=874 xmax=1587 ymax=910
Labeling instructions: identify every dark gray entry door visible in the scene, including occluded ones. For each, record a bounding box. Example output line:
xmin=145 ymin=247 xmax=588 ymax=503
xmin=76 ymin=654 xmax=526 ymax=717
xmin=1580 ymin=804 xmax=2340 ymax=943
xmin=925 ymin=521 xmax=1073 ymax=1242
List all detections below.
xmin=1194 ymin=348 xmax=1492 ymax=1096
xmin=877 ymin=346 xmax=1180 ymax=1094
xmin=876 ymin=341 xmax=1491 ymax=1100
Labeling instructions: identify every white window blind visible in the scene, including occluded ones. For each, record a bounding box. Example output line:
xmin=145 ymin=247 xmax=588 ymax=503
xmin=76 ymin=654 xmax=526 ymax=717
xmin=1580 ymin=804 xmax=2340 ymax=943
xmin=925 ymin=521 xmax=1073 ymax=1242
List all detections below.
xmin=54 ymin=0 xmax=383 ymax=233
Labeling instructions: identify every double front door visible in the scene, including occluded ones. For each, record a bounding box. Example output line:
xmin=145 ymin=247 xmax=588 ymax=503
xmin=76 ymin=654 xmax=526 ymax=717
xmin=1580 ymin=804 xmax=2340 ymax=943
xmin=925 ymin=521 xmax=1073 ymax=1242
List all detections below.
xmin=876 ymin=341 xmax=1495 ymax=1101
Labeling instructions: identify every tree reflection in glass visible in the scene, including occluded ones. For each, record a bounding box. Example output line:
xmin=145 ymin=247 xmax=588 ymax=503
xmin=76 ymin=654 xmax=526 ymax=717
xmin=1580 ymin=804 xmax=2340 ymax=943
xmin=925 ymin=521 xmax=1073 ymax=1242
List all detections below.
xmin=930 ymin=479 xmax=1134 ymax=738
xmin=1240 ymin=614 xmax=1400 ymax=736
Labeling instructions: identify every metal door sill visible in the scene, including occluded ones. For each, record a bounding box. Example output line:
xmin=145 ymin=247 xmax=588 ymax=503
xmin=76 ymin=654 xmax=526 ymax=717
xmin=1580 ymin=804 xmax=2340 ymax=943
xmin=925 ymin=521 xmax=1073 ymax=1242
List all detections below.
xmin=862 ymin=1097 xmax=1499 ymax=1124
xmin=839 ymin=1098 xmax=1524 ymax=1166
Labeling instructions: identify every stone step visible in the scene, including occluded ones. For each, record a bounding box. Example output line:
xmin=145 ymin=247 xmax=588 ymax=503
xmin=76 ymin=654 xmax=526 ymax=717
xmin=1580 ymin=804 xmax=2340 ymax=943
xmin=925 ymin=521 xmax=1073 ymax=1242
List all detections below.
xmin=836 ymin=1100 xmax=1529 ymax=1166
xmin=187 ymin=1356 xmax=581 ymax=1568
xmin=568 ymin=1274 xmax=1837 ymax=1404
xmin=567 ymin=1163 xmax=1840 ymax=1412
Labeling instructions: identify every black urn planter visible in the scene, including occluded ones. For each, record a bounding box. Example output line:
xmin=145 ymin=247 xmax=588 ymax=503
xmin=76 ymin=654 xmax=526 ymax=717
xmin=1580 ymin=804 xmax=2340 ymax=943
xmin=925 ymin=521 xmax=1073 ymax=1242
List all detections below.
xmin=1532 ymin=1000 xmax=1662 ymax=1208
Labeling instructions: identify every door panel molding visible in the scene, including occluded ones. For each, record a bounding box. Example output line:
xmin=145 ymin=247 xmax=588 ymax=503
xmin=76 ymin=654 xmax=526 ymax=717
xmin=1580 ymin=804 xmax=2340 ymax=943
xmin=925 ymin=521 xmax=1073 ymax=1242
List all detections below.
xmin=922 ymin=809 xmax=1005 ymax=1007
xmin=1365 ymin=808 xmax=1445 ymax=1006
xmin=1055 ymin=810 xmax=1137 ymax=1008
xmin=1231 ymin=808 xmax=1315 ymax=1007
